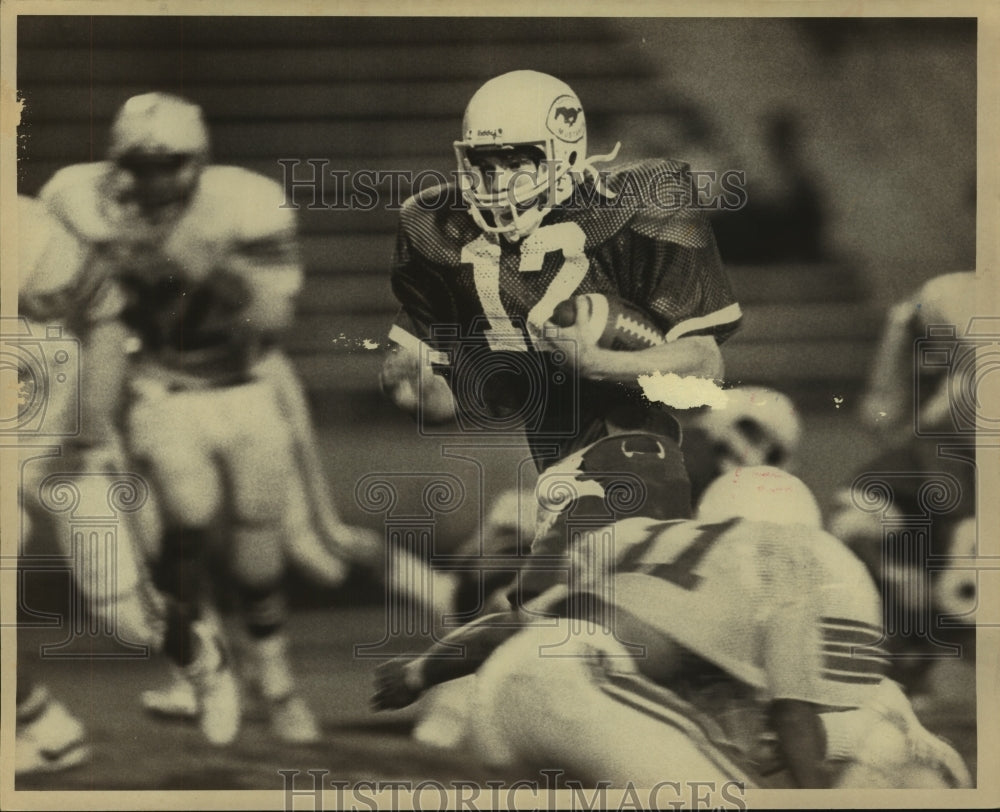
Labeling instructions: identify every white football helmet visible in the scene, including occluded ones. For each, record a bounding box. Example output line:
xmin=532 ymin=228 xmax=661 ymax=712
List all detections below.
xmin=454 ymin=70 xmax=620 ymax=242
xmin=694 ymin=385 xmax=803 ymax=472
xmin=107 ymin=93 xmax=209 ymax=213
xmin=697 ymin=466 xmax=823 ymax=528
xmin=933 ymin=516 xmax=977 ymax=621
xmin=109 ymin=92 xmax=209 ymax=159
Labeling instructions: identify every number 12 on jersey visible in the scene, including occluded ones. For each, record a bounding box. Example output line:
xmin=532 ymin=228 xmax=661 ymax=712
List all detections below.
xmin=462 ymin=221 xmax=589 ymax=352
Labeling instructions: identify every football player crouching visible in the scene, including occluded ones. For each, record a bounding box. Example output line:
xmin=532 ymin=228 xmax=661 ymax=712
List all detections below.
xmin=374 ymin=465 xmax=970 ymax=790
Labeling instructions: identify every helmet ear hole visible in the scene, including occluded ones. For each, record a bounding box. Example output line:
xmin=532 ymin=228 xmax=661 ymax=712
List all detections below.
xmin=765 ymin=447 xmax=787 ymax=466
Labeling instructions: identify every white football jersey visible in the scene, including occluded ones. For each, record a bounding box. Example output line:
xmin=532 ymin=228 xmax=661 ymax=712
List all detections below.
xmin=40 ymin=163 xmax=302 ymax=381
xmin=571 ymin=516 xmax=888 ymax=710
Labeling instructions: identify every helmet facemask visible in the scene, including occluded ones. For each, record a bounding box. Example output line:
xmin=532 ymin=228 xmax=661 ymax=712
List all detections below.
xmin=113 ymin=151 xmax=204 ymax=216
xmin=454 ymin=70 xmax=621 ymax=243
xmin=107 ymin=93 xmax=209 ymax=220
xmin=695 ymin=386 xmax=803 ymax=474
xmin=455 ymin=143 xmax=575 ymax=242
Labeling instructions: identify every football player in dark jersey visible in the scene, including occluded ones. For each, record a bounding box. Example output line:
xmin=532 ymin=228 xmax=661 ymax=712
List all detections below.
xmin=382 ymin=70 xmax=743 ymax=603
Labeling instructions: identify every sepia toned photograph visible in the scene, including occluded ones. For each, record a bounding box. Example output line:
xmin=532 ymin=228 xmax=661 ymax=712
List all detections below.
xmin=2 ymin=3 xmax=997 ymax=810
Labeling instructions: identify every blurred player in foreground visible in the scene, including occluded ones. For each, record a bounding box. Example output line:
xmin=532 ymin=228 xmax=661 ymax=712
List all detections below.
xmin=680 ymin=384 xmax=803 ymax=505
xmin=39 ymin=92 xmax=373 ymax=745
xmin=373 ymin=465 xmax=970 ymax=789
xmin=14 ymin=195 xmax=158 ymax=773
xmin=411 ymin=382 xmax=804 ymax=748
xmin=829 ymin=272 xmax=979 ymax=695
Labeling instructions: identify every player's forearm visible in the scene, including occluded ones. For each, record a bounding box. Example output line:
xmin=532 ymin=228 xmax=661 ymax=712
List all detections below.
xmin=407 ymin=610 xmax=527 ymax=692
xmin=379 ymin=347 xmax=456 ymax=424
xmin=770 ymin=699 xmax=832 ymax=788
xmin=409 ymin=584 xmax=572 ymax=691
xmin=77 ymin=320 xmax=129 ymax=446
xmin=582 ymin=334 xmax=724 ymax=384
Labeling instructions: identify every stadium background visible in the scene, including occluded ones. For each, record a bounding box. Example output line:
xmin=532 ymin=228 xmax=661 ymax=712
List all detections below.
xmin=13 ymin=15 xmax=978 ymax=793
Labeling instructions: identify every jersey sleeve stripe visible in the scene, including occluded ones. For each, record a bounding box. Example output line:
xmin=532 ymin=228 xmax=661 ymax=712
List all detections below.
xmin=822 ymin=670 xmax=885 ymax=685
xmin=664 ymin=303 xmax=743 ymax=343
xmin=822 ymin=642 xmax=888 ymax=659
xmin=820 ymin=616 xmax=882 ymax=631
xmin=821 ymin=625 xmax=883 ymax=645
xmin=823 ymin=646 xmax=889 ymax=667
xmin=823 ymin=653 xmax=889 ymax=676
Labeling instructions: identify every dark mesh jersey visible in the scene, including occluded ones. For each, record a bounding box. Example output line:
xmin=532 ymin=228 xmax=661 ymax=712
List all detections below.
xmin=390 ymin=158 xmax=742 ymax=470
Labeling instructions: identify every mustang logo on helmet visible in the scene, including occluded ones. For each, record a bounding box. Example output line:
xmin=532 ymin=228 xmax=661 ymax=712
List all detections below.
xmin=454 ymin=71 xmax=618 ymax=242
xmin=546 ymin=96 xmax=585 ymax=143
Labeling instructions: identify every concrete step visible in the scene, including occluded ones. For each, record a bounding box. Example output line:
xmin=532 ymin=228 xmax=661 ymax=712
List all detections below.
xmin=20 ymin=78 xmax=669 ymax=122
xmin=18 ymin=41 xmax=653 ymax=85
xmin=17 ymin=16 xmax=620 ymax=48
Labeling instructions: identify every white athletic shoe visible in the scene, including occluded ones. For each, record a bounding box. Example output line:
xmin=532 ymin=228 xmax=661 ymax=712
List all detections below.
xmin=141 ymin=664 xmax=199 ymax=719
xmin=184 ymin=620 xmax=241 ymax=746
xmin=412 ymin=677 xmax=473 ymax=750
xmin=247 ymin=633 xmax=320 ymax=744
xmin=266 ymin=693 xmax=321 ymax=745
xmin=16 ymin=688 xmax=90 ymax=775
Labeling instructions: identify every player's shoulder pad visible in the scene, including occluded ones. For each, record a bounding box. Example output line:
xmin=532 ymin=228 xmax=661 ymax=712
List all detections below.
xmin=17 ymin=195 xmax=82 ymax=291
xmin=398 ymin=183 xmax=478 ymax=268
xmin=196 ymin=165 xmax=295 ymax=238
xmin=38 ymin=162 xmax=115 ymax=238
xmin=581 ymin=157 xmax=714 ymax=249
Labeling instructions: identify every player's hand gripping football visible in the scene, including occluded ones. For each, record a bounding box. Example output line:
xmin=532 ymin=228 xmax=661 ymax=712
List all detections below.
xmin=371 ymin=658 xmax=424 ymax=711
xmin=536 ymin=293 xmax=666 ymax=376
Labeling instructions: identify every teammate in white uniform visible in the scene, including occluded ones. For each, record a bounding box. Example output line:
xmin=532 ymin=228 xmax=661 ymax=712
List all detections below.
xmin=39 ymin=93 xmax=355 ymax=745
xmin=14 ymin=194 xmax=156 ymax=773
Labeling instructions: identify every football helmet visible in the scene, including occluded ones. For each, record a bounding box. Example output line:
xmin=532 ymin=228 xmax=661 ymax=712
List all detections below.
xmin=107 ymin=93 xmax=209 ymax=213
xmin=933 ymin=516 xmax=977 ymax=621
xmin=693 ymin=385 xmax=803 ymax=472
xmin=697 ymin=465 xmax=823 ymax=528
xmin=454 ymin=70 xmax=620 ymax=242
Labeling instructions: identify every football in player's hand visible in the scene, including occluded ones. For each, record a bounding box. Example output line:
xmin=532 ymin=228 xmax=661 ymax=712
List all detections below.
xmin=549 ymin=293 xmax=666 ymax=351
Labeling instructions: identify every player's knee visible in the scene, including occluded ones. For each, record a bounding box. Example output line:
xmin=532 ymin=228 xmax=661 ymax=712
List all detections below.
xmin=230 ymin=525 xmax=284 ymax=588
xmin=155 ymin=527 xmax=208 ymax=604
xmin=238 ymin=583 xmax=287 ymax=639
xmin=230 ymin=470 xmax=289 ymax=527
xmin=156 ymin=468 xmax=222 ymax=527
